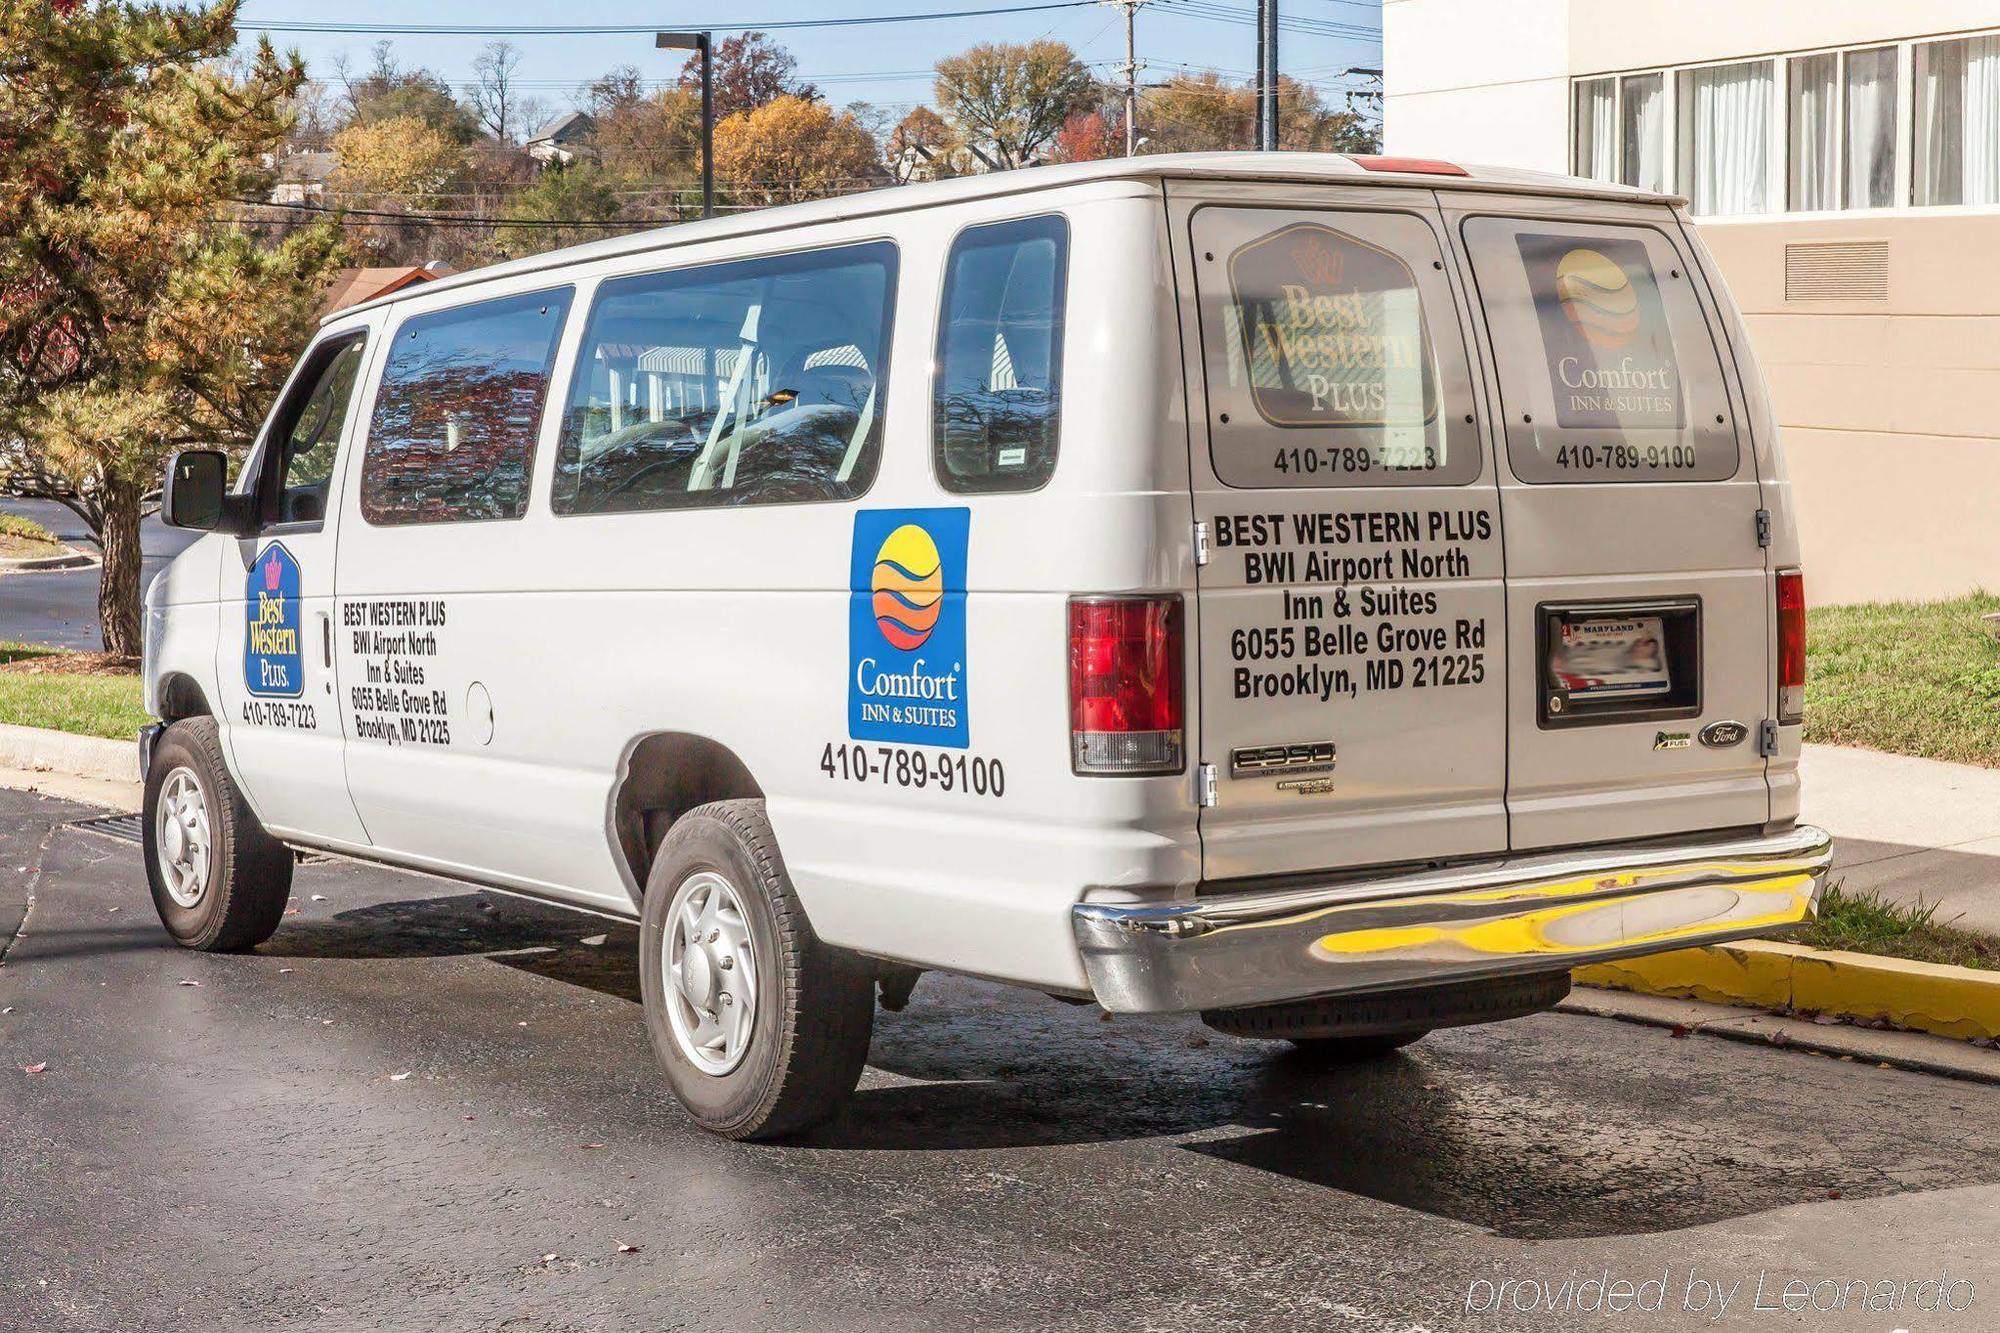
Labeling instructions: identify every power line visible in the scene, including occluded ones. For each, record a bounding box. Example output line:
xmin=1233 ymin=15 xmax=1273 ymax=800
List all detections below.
xmin=241 ymin=3 xmax=1098 ymax=36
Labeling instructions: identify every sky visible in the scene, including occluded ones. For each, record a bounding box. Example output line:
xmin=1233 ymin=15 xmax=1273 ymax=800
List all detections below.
xmin=229 ymin=0 xmax=1384 ymax=133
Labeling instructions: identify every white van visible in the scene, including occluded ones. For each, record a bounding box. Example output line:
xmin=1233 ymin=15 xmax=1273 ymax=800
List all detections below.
xmin=143 ymin=153 xmax=1832 ymax=1139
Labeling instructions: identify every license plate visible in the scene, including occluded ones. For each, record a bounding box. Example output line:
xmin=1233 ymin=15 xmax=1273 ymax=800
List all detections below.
xmin=1550 ymin=616 xmax=1671 ymax=699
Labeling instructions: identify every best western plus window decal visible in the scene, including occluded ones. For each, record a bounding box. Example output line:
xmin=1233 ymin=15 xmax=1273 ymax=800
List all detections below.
xmin=848 ymin=508 xmax=971 ymax=749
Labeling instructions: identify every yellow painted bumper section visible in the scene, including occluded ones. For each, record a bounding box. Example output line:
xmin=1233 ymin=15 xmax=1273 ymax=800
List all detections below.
xmin=1314 ymin=868 xmax=1817 ymax=964
xmin=1576 ymin=940 xmax=2000 ymax=1042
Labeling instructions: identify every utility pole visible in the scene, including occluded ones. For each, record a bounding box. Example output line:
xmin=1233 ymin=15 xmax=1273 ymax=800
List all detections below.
xmin=1257 ymin=0 xmax=1279 ymax=150
xmin=1102 ymin=0 xmax=1148 ymax=157
xmin=656 ymin=30 xmax=713 ymax=219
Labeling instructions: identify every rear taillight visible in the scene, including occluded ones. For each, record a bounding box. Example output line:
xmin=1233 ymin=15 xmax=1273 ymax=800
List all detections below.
xmin=1068 ymin=596 xmax=1185 ymax=776
xmin=1777 ymin=568 xmax=1806 ymax=724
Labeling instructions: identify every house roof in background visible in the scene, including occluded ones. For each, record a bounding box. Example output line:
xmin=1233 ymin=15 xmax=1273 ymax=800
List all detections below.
xmin=526 ymin=110 xmax=594 ymax=144
xmin=321 ymin=265 xmax=446 ymax=314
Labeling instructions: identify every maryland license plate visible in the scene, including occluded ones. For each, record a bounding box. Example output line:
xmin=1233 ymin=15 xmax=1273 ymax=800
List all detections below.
xmin=1550 ymin=616 xmax=1672 ymax=699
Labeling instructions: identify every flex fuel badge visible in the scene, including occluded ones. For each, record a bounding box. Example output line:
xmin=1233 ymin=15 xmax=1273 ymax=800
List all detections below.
xmin=245 ymin=542 xmax=303 ymax=698
xmin=849 ymin=508 xmax=969 ymax=748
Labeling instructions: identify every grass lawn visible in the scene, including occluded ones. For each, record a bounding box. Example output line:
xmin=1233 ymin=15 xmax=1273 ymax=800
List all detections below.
xmin=0 ymin=512 xmax=68 ymax=561
xmin=1795 ymin=883 xmax=2000 ymax=971
xmin=0 ymin=641 xmax=149 ymax=741
xmin=1806 ymin=592 xmax=2000 ymax=767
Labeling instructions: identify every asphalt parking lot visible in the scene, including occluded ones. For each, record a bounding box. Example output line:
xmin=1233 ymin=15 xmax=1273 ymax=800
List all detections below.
xmin=3 ymin=785 xmax=1994 ymax=1332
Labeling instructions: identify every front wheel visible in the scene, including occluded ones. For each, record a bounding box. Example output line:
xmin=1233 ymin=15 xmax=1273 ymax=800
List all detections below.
xmin=638 ymin=800 xmax=874 ymax=1141
xmin=142 ymin=716 xmax=294 ymax=951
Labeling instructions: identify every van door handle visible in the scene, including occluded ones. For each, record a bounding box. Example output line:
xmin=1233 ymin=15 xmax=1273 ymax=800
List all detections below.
xmin=320 ymin=612 xmax=332 ymax=668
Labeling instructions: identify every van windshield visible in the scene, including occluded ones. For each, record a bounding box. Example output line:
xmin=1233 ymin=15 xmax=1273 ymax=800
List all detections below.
xmin=1461 ymin=216 xmax=1739 ymax=483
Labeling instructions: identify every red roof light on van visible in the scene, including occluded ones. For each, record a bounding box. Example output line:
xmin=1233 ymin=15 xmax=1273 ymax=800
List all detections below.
xmin=1351 ymin=155 xmax=1470 ymax=177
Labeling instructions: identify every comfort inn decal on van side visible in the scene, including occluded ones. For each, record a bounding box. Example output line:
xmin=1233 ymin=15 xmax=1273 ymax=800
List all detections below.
xmin=245 ymin=543 xmax=303 ymax=699
xmin=848 ymin=508 xmax=970 ymax=749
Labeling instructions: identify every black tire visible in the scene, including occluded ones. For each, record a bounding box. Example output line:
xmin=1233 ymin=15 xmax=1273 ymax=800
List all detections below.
xmin=142 ymin=717 xmax=294 ymax=952
xmin=638 ymin=800 xmax=874 ymax=1141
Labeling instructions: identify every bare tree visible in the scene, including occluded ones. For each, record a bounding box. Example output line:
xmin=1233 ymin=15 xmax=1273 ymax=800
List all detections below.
xmin=471 ymin=40 xmax=526 ymax=144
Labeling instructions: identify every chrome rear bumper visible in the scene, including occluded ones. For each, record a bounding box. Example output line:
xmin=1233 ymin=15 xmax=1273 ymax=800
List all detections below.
xmin=1072 ymin=824 xmax=1833 ymax=1014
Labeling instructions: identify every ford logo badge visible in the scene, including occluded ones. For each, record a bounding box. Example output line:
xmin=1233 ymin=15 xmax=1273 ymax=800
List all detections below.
xmin=1699 ymin=720 xmax=1748 ymax=749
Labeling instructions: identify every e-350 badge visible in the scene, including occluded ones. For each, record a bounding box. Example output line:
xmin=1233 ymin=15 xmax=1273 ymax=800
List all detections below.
xmin=1232 ymin=741 xmax=1336 ymax=779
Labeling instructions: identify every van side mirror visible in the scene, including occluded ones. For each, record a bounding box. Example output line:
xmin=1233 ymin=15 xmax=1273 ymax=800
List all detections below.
xmin=161 ymin=450 xmax=227 ymax=531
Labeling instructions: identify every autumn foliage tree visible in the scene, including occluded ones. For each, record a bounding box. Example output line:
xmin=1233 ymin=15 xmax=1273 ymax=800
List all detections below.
xmin=714 ymin=96 xmax=881 ymax=206
xmin=933 ymin=41 xmax=1096 ymax=167
xmin=677 ymin=31 xmax=819 ymax=121
xmin=1139 ymin=73 xmax=1377 ymax=155
xmin=0 ymin=0 xmax=346 ymax=655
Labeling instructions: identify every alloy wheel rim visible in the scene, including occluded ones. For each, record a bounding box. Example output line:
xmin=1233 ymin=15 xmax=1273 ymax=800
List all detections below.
xmin=155 ymin=767 xmax=211 ymax=909
xmin=663 ymin=870 xmax=757 ymax=1076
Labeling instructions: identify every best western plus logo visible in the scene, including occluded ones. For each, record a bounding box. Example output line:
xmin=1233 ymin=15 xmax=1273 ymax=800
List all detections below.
xmin=848 ymin=508 xmax=969 ymax=749
xmin=245 ymin=542 xmax=303 ymax=698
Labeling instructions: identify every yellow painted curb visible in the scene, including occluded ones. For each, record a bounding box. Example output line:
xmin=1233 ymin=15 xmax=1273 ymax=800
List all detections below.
xmin=1574 ymin=939 xmax=2000 ymax=1042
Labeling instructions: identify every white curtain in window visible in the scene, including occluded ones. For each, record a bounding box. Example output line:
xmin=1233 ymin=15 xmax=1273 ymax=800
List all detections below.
xmin=1574 ymin=79 xmax=1616 ymax=181
xmin=1968 ymin=36 xmax=2000 ymax=204
xmin=1843 ymin=47 xmax=1897 ymax=208
xmin=1681 ymin=62 xmax=1772 ymax=216
xmin=1620 ymin=74 xmax=1664 ymax=192
xmin=1787 ymin=53 xmax=1837 ymax=211
xmin=1918 ymin=36 xmax=2000 ymax=205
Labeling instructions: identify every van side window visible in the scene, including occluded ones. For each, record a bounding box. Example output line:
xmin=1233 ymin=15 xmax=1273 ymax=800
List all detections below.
xmin=933 ymin=214 xmax=1068 ymax=494
xmin=360 ymin=288 xmax=573 ymax=526
xmin=552 ymin=241 xmax=897 ymax=515
xmin=262 ymin=334 xmax=366 ymax=527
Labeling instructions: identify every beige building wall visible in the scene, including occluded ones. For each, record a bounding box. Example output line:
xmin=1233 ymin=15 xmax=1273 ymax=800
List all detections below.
xmin=1383 ymin=0 xmax=2000 ymax=604
xmin=1702 ymin=215 xmax=2000 ymax=603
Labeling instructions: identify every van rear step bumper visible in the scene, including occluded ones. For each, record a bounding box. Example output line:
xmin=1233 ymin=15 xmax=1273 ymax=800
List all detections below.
xmin=1071 ymin=824 xmax=1833 ymax=1014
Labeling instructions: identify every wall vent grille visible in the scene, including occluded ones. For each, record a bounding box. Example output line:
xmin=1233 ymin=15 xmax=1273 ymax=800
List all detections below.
xmin=1784 ymin=240 xmax=1889 ymax=301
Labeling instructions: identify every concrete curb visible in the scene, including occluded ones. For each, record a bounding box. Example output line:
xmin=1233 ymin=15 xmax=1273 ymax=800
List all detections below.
xmin=1575 ymin=938 xmax=2000 ymax=1042
xmin=0 ymin=543 xmax=97 ymax=572
xmin=0 ymin=721 xmax=139 ymax=784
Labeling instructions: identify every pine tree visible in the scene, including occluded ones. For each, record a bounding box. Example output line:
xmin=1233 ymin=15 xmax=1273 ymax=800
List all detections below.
xmin=0 ymin=0 xmax=346 ymax=656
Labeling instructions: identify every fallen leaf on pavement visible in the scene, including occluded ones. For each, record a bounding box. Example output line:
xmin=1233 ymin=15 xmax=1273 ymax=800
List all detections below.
xmin=278 ymin=968 xmax=294 ymax=975
xmin=1669 ymin=1024 xmax=1692 ymax=1039
xmin=616 ymin=1242 xmax=639 ymax=1253
xmin=581 ymin=1143 xmax=604 ymax=1150
xmin=541 ymin=1254 xmax=558 ymax=1264
xmin=580 ymin=934 xmax=607 ymax=947
xmin=310 ymin=894 xmax=327 ymax=902
xmin=1 ymin=1007 xmax=12 ymax=1015
xmin=19 ymin=1062 xmax=46 ymax=1074
xmin=177 ymin=979 xmax=201 ymax=987
xmin=107 ymin=906 xmax=120 ymax=913
xmin=284 ymin=908 xmax=299 ymax=916
xmin=389 ymin=1072 xmax=412 ymax=1081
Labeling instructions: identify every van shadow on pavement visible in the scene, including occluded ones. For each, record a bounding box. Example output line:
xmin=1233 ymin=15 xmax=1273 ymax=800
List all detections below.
xmin=244 ymin=880 xmax=2000 ymax=1243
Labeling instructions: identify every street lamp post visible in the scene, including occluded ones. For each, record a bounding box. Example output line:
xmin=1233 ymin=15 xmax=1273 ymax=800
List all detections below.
xmin=656 ymin=30 xmax=713 ymax=220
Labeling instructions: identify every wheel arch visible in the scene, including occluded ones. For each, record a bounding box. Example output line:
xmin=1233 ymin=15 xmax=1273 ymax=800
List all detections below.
xmin=607 ymin=731 xmax=765 ymax=908
xmin=154 ymin=672 xmax=213 ymax=724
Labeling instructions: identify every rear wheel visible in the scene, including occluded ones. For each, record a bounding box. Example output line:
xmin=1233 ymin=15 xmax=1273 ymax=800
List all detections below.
xmin=638 ymin=800 xmax=874 ymax=1141
xmin=142 ymin=717 xmax=293 ymax=952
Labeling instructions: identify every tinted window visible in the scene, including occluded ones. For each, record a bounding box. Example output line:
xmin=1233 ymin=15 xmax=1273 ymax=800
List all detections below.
xmin=1462 ymin=218 xmax=1737 ymax=483
xmin=553 ymin=242 xmax=896 ymax=515
xmin=933 ymin=215 xmax=1067 ymax=493
xmin=267 ymin=335 xmax=366 ymax=526
xmin=360 ymin=288 xmax=572 ymax=525
xmin=1194 ymin=208 xmax=1479 ymax=487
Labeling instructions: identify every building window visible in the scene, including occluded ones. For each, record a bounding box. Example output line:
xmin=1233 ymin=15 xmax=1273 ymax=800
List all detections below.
xmin=1574 ymin=78 xmax=1615 ymax=182
xmin=1915 ymin=35 xmax=2000 ymax=206
xmin=1620 ymin=73 xmax=1665 ymax=192
xmin=1677 ymin=60 xmax=1773 ymax=216
xmin=1843 ymin=46 xmax=1897 ymax=208
xmin=361 ymin=289 xmax=573 ymax=526
xmin=1787 ymin=52 xmax=1838 ymax=210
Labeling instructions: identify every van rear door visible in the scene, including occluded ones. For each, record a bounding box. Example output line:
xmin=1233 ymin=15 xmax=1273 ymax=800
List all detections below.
xmin=1445 ymin=197 xmax=1771 ymax=848
xmin=1168 ymin=183 xmax=1509 ymax=882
